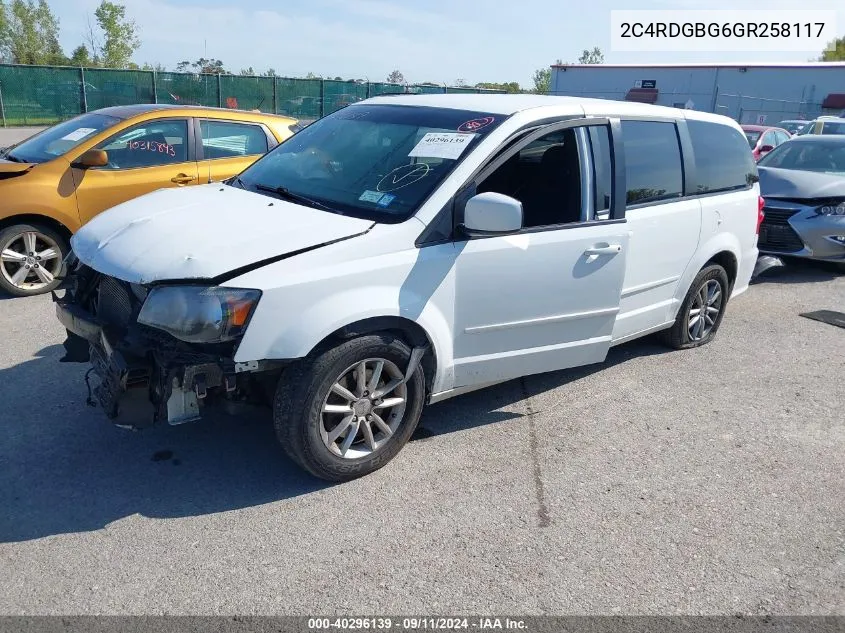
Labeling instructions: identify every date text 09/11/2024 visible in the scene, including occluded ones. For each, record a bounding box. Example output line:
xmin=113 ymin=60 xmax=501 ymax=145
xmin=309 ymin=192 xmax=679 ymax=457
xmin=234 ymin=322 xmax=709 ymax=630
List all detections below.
xmin=307 ymin=617 xmax=528 ymax=630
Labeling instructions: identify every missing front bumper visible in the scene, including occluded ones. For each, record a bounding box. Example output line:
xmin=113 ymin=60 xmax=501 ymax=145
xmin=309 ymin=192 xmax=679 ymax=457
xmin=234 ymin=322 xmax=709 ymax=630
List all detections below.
xmin=55 ymin=297 xmax=250 ymax=429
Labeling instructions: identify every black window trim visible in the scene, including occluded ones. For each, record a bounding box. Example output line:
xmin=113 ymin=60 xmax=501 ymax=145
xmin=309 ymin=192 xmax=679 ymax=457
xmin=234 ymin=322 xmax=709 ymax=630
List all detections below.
xmin=193 ymin=117 xmax=274 ymax=161
xmin=92 ymin=116 xmax=195 ymax=171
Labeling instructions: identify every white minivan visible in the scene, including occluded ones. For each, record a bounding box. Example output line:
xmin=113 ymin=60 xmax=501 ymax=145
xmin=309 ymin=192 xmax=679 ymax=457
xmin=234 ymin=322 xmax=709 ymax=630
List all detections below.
xmin=56 ymin=95 xmax=762 ymax=481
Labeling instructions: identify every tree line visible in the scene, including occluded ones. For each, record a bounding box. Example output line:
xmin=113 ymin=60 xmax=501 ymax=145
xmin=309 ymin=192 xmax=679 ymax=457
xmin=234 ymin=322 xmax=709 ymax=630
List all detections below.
xmin=0 ymin=0 xmax=142 ymax=69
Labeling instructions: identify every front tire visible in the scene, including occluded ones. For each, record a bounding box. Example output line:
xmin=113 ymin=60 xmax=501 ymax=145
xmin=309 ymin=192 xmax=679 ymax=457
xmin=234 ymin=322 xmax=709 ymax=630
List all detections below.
xmin=274 ymin=334 xmax=426 ymax=482
xmin=0 ymin=223 xmax=68 ymax=297
xmin=661 ymin=264 xmax=730 ymax=350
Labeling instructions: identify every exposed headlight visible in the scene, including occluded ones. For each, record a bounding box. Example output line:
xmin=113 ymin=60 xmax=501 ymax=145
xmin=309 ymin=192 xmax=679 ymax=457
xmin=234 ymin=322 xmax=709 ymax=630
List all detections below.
xmin=137 ymin=286 xmax=261 ymax=343
xmin=816 ymin=202 xmax=845 ymax=216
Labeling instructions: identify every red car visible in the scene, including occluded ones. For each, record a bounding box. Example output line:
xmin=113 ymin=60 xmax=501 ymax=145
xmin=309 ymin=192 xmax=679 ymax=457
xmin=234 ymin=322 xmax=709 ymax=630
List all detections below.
xmin=741 ymin=125 xmax=791 ymax=162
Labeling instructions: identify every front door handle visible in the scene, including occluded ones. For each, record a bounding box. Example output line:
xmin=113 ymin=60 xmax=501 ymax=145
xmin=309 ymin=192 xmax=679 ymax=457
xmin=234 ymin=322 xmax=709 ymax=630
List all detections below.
xmin=585 ymin=244 xmax=622 ymax=256
xmin=171 ymin=173 xmax=196 ymax=185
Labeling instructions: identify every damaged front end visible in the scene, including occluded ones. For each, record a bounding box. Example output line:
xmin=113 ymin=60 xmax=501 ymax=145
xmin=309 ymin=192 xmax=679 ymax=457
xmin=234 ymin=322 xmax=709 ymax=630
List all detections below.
xmin=54 ymin=255 xmax=281 ymax=430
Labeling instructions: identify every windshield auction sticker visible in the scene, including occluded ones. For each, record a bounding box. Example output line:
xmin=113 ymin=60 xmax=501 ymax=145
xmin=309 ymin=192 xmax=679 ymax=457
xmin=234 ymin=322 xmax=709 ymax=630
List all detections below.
xmin=61 ymin=127 xmax=97 ymax=142
xmin=408 ymin=133 xmax=476 ymax=160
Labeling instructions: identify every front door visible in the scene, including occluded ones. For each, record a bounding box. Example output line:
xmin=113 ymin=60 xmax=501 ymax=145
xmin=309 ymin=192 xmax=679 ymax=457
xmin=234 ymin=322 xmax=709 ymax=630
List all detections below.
xmin=451 ymin=120 xmax=628 ymax=388
xmin=196 ymin=119 xmax=271 ymax=184
xmin=72 ymin=118 xmax=198 ymax=225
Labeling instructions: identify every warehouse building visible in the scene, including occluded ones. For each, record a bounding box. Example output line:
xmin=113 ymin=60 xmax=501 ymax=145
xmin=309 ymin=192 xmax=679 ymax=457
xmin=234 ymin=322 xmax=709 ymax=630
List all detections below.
xmin=550 ymin=62 xmax=845 ymax=125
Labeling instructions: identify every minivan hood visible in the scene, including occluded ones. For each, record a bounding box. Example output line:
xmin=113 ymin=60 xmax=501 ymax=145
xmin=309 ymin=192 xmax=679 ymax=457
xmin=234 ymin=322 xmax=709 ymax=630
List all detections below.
xmin=71 ymin=184 xmax=373 ymax=284
xmin=758 ymin=166 xmax=845 ymax=199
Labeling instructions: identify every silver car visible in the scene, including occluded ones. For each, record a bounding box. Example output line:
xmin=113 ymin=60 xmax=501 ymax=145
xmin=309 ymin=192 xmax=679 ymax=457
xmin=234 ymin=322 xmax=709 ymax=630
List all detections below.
xmin=757 ymin=135 xmax=845 ymax=268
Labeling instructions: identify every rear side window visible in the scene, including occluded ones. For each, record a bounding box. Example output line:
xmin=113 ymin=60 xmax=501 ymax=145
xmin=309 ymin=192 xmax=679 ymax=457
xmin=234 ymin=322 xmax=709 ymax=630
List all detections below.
xmin=687 ymin=120 xmax=756 ymax=194
xmin=821 ymin=121 xmax=845 ymax=135
xmin=621 ymin=120 xmax=683 ymax=206
xmin=200 ymin=120 xmax=268 ymax=159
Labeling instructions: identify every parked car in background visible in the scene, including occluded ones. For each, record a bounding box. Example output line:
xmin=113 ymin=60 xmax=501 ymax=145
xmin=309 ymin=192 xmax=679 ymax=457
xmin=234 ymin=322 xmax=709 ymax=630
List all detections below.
xmin=741 ymin=124 xmax=790 ymax=162
xmin=55 ymin=95 xmax=760 ymax=481
xmin=756 ymin=135 xmax=845 ymax=268
xmin=794 ymin=116 xmax=845 ymax=136
xmin=775 ymin=120 xmax=807 ymax=136
xmin=0 ymin=104 xmax=299 ymax=296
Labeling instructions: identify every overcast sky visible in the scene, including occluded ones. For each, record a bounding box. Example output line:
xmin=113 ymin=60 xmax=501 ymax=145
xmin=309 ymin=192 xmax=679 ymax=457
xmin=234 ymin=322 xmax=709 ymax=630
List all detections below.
xmin=51 ymin=0 xmax=844 ymax=87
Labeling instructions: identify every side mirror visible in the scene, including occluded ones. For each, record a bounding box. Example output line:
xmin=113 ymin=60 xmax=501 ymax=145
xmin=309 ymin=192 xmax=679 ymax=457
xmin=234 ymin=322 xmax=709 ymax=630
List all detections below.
xmin=759 ymin=144 xmax=775 ymax=153
xmin=74 ymin=149 xmax=108 ymax=168
xmin=460 ymin=192 xmax=523 ymax=237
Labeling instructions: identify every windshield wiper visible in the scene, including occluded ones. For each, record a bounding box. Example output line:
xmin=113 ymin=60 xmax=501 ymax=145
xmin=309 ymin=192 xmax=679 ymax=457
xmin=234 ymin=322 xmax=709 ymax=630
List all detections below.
xmin=2 ymin=152 xmax=25 ymax=163
xmin=254 ymin=183 xmax=336 ymax=212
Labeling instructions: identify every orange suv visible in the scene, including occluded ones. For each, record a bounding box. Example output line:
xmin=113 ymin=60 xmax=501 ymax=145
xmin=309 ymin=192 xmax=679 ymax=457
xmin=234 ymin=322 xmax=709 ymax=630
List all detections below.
xmin=0 ymin=104 xmax=299 ymax=296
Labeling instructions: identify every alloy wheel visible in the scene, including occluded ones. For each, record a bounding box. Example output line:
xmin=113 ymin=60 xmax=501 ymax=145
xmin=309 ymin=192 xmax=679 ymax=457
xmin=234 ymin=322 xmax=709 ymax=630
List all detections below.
xmin=320 ymin=358 xmax=408 ymax=459
xmin=687 ymin=279 xmax=722 ymax=342
xmin=0 ymin=230 xmax=63 ymax=292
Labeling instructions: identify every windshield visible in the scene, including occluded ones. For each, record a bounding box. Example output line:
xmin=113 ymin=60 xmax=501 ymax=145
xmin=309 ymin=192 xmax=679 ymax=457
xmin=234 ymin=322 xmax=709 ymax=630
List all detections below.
xmin=758 ymin=140 xmax=845 ymax=174
xmin=234 ymin=104 xmax=507 ymax=222
xmin=795 ymin=122 xmax=815 ymax=136
xmin=3 ymin=113 xmax=120 ymax=164
xmin=744 ymin=131 xmax=762 ymax=148
xmin=777 ymin=121 xmax=803 ymax=135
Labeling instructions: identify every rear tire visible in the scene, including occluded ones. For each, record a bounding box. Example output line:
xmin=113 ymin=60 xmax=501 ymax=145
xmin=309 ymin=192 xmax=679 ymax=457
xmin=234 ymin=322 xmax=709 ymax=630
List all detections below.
xmin=661 ymin=264 xmax=730 ymax=350
xmin=273 ymin=333 xmax=426 ymax=482
xmin=0 ymin=223 xmax=68 ymax=297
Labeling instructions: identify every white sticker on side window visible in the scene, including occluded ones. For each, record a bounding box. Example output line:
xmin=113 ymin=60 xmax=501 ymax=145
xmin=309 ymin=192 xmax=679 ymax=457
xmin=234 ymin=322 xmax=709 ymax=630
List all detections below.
xmin=408 ymin=132 xmax=476 ymax=160
xmin=60 ymin=127 xmax=97 ymax=142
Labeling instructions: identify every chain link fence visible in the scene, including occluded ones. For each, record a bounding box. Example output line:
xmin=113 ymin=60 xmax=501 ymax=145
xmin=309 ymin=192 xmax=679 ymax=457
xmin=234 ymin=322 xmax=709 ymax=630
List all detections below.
xmin=713 ymin=93 xmax=823 ymax=126
xmin=0 ymin=64 xmax=505 ymax=127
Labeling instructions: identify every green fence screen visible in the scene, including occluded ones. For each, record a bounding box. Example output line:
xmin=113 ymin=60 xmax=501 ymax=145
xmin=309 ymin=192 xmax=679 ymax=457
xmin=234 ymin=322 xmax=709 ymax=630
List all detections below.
xmin=0 ymin=64 xmax=505 ymax=127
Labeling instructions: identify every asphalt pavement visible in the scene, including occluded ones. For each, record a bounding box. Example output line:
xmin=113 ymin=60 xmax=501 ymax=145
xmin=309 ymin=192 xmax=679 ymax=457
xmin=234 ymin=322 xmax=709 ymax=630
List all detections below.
xmin=0 ymin=127 xmax=45 ymax=147
xmin=1 ymin=262 xmax=843 ymax=615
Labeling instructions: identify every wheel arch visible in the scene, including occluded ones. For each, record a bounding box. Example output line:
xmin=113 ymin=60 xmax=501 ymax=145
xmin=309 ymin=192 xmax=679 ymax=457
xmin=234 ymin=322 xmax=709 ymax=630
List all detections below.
xmin=307 ymin=316 xmax=439 ymax=397
xmin=674 ymin=234 xmax=742 ymax=313
xmin=0 ymin=214 xmax=74 ymax=244
xmin=705 ymin=250 xmax=738 ymax=292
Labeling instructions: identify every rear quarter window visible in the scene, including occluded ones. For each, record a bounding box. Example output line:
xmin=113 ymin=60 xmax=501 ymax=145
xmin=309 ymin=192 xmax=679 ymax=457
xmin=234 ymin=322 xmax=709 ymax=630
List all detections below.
xmin=687 ymin=120 xmax=757 ymax=194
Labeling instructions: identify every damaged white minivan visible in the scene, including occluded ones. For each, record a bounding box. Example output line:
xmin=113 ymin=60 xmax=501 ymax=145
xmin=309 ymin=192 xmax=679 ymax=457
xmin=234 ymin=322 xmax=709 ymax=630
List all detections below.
xmin=56 ymin=95 xmax=761 ymax=481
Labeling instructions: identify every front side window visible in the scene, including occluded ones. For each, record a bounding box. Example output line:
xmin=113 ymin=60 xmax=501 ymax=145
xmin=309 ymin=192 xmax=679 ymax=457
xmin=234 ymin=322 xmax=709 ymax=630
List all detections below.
xmin=235 ymin=104 xmax=507 ymax=223
xmin=3 ymin=112 xmax=120 ymax=164
xmin=201 ymin=120 xmax=268 ymax=159
xmin=758 ymin=140 xmax=845 ymax=175
xmin=621 ymin=120 xmax=683 ymax=205
xmin=688 ymin=120 xmax=757 ymax=193
xmin=96 ymin=119 xmax=189 ymax=169
xmin=477 ymin=128 xmax=583 ymax=228
xmin=795 ymin=121 xmax=815 ymax=135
